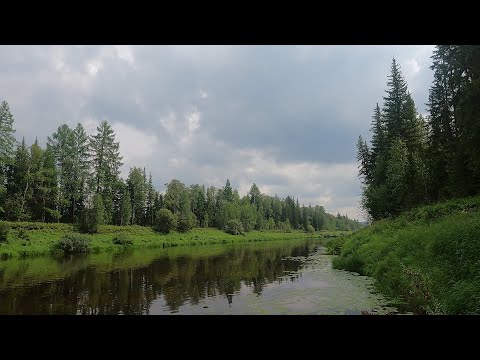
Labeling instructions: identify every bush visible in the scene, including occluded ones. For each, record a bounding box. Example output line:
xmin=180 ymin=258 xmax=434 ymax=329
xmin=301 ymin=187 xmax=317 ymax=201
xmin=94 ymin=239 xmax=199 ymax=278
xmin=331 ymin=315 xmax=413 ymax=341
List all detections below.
xmin=59 ymin=233 xmax=91 ymax=253
xmin=276 ymin=220 xmax=292 ymax=233
xmin=0 ymin=222 xmax=9 ymax=243
xmin=326 ymin=236 xmax=346 ymax=255
xmin=3 ymin=222 xmax=73 ymax=231
xmin=112 ymin=233 xmax=133 ymax=246
xmin=225 ymin=219 xmax=244 ymax=235
xmin=153 ymin=209 xmax=177 ymax=234
xmin=307 ymin=224 xmax=315 ymax=233
xmin=177 ymin=211 xmax=196 ymax=233
xmin=78 ymin=194 xmax=104 ymax=234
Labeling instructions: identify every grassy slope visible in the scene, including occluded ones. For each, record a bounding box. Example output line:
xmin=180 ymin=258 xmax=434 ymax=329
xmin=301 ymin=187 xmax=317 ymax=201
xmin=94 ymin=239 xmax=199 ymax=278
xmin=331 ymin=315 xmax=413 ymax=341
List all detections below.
xmin=0 ymin=222 xmax=349 ymax=260
xmin=330 ymin=196 xmax=480 ymax=314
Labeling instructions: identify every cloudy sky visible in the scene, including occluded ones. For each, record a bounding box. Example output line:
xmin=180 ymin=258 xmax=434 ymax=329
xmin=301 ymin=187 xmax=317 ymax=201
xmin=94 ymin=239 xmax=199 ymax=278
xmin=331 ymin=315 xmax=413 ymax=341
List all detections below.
xmin=0 ymin=45 xmax=436 ymax=220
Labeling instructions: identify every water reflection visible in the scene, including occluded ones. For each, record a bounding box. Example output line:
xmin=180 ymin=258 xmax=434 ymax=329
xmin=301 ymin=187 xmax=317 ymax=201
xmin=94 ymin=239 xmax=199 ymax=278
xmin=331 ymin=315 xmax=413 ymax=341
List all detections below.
xmin=0 ymin=240 xmax=314 ymax=315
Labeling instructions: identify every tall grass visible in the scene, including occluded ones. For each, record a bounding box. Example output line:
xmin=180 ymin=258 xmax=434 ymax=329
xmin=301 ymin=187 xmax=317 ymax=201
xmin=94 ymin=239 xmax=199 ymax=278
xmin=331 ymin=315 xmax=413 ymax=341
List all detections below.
xmin=333 ymin=196 xmax=480 ymax=314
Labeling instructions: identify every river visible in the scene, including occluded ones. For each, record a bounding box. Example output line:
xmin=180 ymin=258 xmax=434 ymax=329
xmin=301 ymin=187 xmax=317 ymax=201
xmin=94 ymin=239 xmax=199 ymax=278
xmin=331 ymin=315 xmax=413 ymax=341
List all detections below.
xmin=0 ymin=238 xmax=399 ymax=315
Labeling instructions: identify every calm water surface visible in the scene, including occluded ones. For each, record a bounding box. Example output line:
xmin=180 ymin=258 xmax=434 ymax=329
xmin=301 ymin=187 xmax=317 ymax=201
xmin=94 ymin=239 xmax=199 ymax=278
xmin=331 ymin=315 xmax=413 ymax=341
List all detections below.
xmin=0 ymin=239 xmax=399 ymax=315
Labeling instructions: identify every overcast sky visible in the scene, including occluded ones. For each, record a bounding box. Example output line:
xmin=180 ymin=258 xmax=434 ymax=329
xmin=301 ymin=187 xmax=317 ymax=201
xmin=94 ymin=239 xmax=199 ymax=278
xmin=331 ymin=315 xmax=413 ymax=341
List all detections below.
xmin=0 ymin=45 xmax=436 ymax=220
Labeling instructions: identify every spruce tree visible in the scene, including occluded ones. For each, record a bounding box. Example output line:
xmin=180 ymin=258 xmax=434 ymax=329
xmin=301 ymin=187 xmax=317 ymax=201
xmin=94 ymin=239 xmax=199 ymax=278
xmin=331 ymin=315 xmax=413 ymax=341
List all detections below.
xmin=6 ymin=138 xmax=31 ymax=220
xmin=223 ymin=179 xmax=234 ymax=203
xmin=0 ymin=101 xmax=16 ymax=217
xmin=89 ymin=120 xmax=123 ymax=223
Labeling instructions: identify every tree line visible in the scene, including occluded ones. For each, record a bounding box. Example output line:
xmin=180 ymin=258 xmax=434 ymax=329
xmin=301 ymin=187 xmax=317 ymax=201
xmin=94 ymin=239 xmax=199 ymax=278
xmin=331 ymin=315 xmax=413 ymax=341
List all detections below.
xmin=0 ymin=103 xmax=361 ymax=232
xmin=357 ymin=45 xmax=480 ymax=220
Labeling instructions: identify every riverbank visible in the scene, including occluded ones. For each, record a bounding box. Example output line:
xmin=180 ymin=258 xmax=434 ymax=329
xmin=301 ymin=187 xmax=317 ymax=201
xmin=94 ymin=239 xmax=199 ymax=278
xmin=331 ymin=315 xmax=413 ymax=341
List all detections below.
xmin=329 ymin=196 xmax=480 ymax=314
xmin=0 ymin=221 xmax=349 ymax=260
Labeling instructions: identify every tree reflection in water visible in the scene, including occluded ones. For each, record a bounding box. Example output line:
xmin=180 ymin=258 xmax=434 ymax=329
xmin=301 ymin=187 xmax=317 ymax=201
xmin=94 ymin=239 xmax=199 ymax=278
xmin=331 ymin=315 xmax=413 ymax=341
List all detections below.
xmin=0 ymin=240 xmax=319 ymax=314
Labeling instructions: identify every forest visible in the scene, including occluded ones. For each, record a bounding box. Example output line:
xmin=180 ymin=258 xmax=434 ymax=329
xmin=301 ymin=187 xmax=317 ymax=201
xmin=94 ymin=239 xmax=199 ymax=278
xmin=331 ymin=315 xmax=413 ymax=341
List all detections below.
xmin=330 ymin=45 xmax=480 ymax=314
xmin=0 ymin=102 xmax=361 ymax=235
xmin=357 ymin=45 xmax=480 ymax=220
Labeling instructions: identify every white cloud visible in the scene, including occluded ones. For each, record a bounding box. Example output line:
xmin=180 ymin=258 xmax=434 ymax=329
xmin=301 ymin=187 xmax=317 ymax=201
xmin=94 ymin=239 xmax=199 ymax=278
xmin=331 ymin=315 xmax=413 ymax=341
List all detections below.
xmin=81 ymin=117 xmax=100 ymax=135
xmin=409 ymin=58 xmax=420 ymax=74
xmin=113 ymin=45 xmax=135 ymax=66
xmin=1 ymin=45 xmax=438 ymax=222
xmin=331 ymin=205 xmax=362 ymax=221
xmin=112 ymin=122 xmax=159 ymax=174
xmin=86 ymin=60 xmax=103 ymax=76
xmin=187 ymin=111 xmax=200 ymax=132
xmin=159 ymin=112 xmax=178 ymax=139
xmin=153 ymin=136 xmax=364 ymax=219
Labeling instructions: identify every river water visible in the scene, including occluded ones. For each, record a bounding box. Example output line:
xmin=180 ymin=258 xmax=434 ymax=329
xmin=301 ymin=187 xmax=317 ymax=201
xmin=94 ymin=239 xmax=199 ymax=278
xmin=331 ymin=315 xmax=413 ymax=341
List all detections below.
xmin=0 ymin=238 xmax=399 ymax=315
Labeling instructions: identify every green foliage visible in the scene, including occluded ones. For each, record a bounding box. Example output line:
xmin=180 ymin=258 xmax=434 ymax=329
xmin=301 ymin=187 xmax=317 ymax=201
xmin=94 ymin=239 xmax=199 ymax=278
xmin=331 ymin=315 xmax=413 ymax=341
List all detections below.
xmin=145 ymin=173 xmax=155 ymax=226
xmin=6 ymin=138 xmax=31 ymax=221
xmin=0 ymin=101 xmax=16 ymax=189
xmin=359 ymin=47 xmax=480 ymax=220
xmin=3 ymin=221 xmax=73 ymax=231
xmin=153 ymin=208 xmax=177 ymax=234
xmin=119 ymin=188 xmax=132 ymax=226
xmin=266 ymin=217 xmax=276 ymax=230
xmin=248 ymin=183 xmax=261 ymax=206
xmin=275 ymin=219 xmax=293 ymax=233
xmin=0 ymin=104 xmax=362 ymax=233
xmin=240 ymin=203 xmax=256 ymax=232
xmin=17 ymin=228 xmax=30 ymax=241
xmin=222 ymin=179 xmax=234 ymax=203
xmin=58 ymin=233 xmax=91 ymax=254
xmin=307 ymin=224 xmax=315 ymax=233
xmin=79 ymin=194 xmax=104 ymax=234
xmin=225 ymin=219 xmax=244 ymax=235
xmin=127 ymin=167 xmax=146 ymax=225
xmin=333 ymin=196 xmax=480 ymax=314
xmin=0 ymin=220 xmax=342 ymax=260
xmin=165 ymin=179 xmax=190 ymax=215
xmin=357 ymin=59 xmax=428 ymax=220
xmin=48 ymin=123 xmax=90 ymax=223
xmin=0 ymin=222 xmax=9 ymax=242
xmin=112 ymin=233 xmax=133 ymax=246
xmin=357 ymin=135 xmax=371 ymax=183
xmin=325 ymin=236 xmax=346 ymax=255
xmin=176 ymin=211 xmax=196 ymax=233
xmin=90 ymin=120 xmax=123 ymax=194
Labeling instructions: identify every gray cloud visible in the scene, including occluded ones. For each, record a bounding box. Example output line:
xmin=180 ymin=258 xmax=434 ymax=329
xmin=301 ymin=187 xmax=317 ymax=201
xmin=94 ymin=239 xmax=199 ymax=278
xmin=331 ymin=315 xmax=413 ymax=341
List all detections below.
xmin=0 ymin=45 xmax=435 ymax=220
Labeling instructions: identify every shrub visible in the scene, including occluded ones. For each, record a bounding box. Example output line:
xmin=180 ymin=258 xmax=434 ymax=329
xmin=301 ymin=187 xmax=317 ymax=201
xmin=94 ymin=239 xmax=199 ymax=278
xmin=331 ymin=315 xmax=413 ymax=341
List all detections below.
xmin=276 ymin=220 xmax=292 ymax=233
xmin=112 ymin=233 xmax=133 ymax=246
xmin=177 ymin=211 xmax=196 ymax=233
xmin=225 ymin=219 xmax=244 ymax=235
xmin=4 ymin=222 xmax=73 ymax=231
xmin=326 ymin=236 xmax=346 ymax=255
xmin=58 ymin=233 xmax=91 ymax=253
xmin=0 ymin=222 xmax=9 ymax=243
xmin=153 ymin=209 xmax=177 ymax=234
xmin=307 ymin=224 xmax=315 ymax=233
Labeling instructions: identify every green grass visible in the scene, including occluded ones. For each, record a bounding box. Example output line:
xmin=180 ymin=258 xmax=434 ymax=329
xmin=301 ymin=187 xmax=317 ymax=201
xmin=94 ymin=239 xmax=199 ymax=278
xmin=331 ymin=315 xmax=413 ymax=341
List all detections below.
xmin=332 ymin=195 xmax=480 ymax=314
xmin=0 ymin=222 xmax=350 ymax=260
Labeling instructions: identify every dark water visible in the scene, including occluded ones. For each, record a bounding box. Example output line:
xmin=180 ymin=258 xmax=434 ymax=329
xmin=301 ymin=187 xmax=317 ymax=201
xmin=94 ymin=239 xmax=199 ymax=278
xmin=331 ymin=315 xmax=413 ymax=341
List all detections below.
xmin=0 ymin=239 xmax=399 ymax=315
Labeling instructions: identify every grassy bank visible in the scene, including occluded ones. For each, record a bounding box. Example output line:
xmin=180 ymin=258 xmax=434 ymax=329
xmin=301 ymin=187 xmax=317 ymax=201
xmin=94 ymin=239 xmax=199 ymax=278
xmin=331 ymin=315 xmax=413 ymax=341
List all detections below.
xmin=0 ymin=221 xmax=349 ymax=260
xmin=329 ymin=196 xmax=480 ymax=314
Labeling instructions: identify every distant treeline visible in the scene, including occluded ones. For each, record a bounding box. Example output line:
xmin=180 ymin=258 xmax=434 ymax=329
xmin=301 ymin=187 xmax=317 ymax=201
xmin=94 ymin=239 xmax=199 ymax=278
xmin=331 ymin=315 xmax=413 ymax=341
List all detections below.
xmin=357 ymin=45 xmax=480 ymax=220
xmin=0 ymin=103 xmax=361 ymax=232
